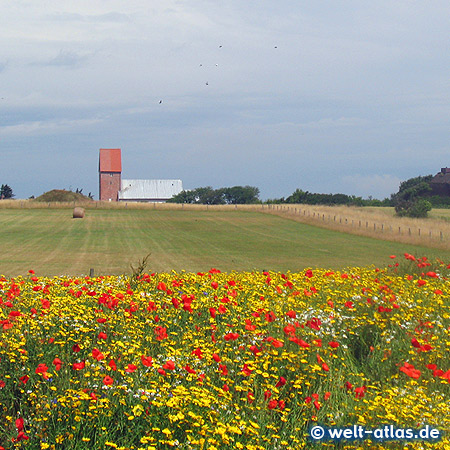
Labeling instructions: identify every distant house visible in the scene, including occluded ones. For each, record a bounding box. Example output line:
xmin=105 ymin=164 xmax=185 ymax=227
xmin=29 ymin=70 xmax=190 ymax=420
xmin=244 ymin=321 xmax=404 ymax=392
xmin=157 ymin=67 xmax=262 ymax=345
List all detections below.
xmin=430 ymin=168 xmax=450 ymax=196
xmin=118 ymin=179 xmax=183 ymax=202
xmin=99 ymin=148 xmax=122 ymax=201
xmin=98 ymin=148 xmax=183 ymax=202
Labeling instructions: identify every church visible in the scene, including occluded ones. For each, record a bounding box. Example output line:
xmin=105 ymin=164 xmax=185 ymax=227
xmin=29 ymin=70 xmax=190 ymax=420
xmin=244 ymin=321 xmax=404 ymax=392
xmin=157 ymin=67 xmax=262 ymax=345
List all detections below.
xmin=98 ymin=148 xmax=183 ymax=202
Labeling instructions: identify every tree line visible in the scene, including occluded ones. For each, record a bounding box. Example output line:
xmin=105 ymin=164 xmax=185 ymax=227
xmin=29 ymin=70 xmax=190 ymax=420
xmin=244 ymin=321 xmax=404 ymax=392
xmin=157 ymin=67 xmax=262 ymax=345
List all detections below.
xmin=167 ymin=186 xmax=261 ymax=205
xmin=4 ymin=174 xmax=449 ymax=218
xmin=168 ymin=175 xmax=449 ymax=218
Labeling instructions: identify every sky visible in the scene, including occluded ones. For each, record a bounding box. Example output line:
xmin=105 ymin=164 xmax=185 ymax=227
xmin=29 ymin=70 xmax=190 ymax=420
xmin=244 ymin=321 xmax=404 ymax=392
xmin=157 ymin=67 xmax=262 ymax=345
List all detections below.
xmin=1 ymin=1 xmax=449 ymax=201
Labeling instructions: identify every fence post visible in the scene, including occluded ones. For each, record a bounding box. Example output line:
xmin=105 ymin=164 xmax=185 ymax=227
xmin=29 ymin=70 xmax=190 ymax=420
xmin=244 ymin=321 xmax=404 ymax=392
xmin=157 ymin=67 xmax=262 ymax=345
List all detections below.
xmin=440 ymin=231 xmax=443 ymax=241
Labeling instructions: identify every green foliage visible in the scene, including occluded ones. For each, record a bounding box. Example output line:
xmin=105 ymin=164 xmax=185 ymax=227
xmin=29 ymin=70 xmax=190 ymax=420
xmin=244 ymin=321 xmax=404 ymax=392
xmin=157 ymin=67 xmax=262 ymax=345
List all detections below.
xmin=0 ymin=184 xmax=14 ymax=199
xmin=168 ymin=185 xmax=260 ymax=205
xmin=392 ymin=175 xmax=433 ymax=217
xmin=271 ymin=189 xmax=391 ymax=207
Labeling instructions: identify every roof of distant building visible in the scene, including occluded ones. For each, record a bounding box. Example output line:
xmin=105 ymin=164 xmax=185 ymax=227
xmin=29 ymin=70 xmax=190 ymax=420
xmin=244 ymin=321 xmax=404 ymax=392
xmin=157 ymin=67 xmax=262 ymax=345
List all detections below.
xmin=118 ymin=179 xmax=183 ymax=201
xmin=99 ymin=148 xmax=122 ymax=173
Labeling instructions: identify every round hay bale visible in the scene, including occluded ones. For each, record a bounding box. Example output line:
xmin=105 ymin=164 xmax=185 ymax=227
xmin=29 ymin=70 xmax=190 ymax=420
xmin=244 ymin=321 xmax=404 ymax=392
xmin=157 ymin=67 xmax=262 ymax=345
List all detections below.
xmin=73 ymin=207 xmax=85 ymax=219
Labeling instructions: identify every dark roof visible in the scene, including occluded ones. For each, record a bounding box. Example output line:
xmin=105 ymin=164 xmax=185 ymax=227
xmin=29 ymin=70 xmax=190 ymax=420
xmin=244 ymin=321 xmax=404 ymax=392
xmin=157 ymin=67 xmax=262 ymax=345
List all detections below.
xmin=99 ymin=148 xmax=122 ymax=173
xmin=431 ymin=169 xmax=450 ymax=185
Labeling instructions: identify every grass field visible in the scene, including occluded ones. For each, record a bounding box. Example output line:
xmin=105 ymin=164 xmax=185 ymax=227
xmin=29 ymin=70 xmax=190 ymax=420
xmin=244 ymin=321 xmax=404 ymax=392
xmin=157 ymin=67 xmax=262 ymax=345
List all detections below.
xmin=0 ymin=207 xmax=449 ymax=277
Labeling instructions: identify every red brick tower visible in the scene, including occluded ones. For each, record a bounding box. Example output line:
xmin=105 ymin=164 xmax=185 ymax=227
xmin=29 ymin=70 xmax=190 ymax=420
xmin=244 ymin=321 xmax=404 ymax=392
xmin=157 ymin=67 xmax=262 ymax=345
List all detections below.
xmin=99 ymin=148 xmax=122 ymax=201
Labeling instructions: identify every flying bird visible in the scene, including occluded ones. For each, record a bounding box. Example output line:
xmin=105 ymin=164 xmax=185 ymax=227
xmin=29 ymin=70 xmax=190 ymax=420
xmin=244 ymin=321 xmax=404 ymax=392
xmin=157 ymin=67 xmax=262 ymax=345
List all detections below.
xmin=159 ymin=100 xmax=162 ymax=104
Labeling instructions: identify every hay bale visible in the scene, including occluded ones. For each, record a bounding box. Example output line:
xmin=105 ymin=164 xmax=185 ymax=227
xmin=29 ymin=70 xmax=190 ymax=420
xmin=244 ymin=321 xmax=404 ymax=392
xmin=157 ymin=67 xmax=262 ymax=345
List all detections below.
xmin=73 ymin=207 xmax=85 ymax=219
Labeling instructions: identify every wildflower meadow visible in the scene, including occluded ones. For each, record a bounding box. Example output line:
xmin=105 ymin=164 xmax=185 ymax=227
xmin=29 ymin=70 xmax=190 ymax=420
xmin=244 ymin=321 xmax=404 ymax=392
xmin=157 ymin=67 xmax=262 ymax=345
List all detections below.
xmin=1 ymin=254 xmax=449 ymax=449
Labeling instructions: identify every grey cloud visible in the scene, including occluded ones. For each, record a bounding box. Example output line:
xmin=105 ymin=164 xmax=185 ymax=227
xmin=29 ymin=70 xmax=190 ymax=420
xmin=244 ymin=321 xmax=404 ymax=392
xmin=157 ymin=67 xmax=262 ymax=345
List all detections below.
xmin=48 ymin=12 xmax=131 ymax=23
xmin=36 ymin=50 xmax=90 ymax=68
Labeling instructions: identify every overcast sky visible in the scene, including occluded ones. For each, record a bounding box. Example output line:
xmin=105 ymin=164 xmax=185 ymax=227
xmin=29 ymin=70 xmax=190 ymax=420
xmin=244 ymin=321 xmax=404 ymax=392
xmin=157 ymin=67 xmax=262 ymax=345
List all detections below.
xmin=1 ymin=1 xmax=449 ymax=200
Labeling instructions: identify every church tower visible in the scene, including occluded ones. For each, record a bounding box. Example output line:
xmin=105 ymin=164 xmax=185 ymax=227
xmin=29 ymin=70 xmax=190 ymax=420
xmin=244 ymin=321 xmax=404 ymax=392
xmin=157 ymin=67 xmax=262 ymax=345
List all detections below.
xmin=99 ymin=148 xmax=122 ymax=201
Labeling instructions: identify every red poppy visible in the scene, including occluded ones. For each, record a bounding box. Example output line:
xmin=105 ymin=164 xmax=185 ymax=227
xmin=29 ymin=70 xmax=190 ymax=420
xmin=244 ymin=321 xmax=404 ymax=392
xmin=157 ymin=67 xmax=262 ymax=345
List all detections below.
xmin=209 ymin=307 xmax=216 ymax=318
xmin=245 ymin=319 xmax=257 ymax=331
xmin=355 ymin=386 xmax=366 ymax=398
xmin=163 ymin=360 xmax=175 ymax=370
xmin=270 ymin=338 xmax=284 ymax=348
xmin=35 ymin=363 xmax=48 ymax=374
xmin=19 ymin=375 xmax=29 ymax=384
xmin=242 ymin=364 xmax=253 ymax=376
xmin=125 ymin=364 xmax=137 ymax=373
xmin=275 ymin=376 xmax=287 ymax=388
xmin=306 ymin=318 xmax=321 ymax=330
xmin=324 ymin=391 xmax=331 ymax=400
xmin=268 ymin=399 xmax=278 ymax=409
xmin=222 ymin=384 xmax=229 ymax=392
xmin=224 ymin=332 xmax=239 ymax=341
xmin=286 ymin=310 xmax=296 ymax=318
xmin=192 ymin=348 xmax=203 ymax=359
xmin=219 ymin=364 xmax=228 ymax=376
xmin=16 ymin=418 xmax=24 ymax=432
xmin=329 ymin=341 xmax=339 ymax=348
xmin=98 ymin=331 xmax=107 ymax=340
xmin=154 ymin=326 xmax=168 ymax=341
xmin=103 ymin=375 xmax=114 ymax=386
xmin=249 ymin=345 xmax=262 ymax=355
xmin=108 ymin=359 xmax=117 ymax=371
xmin=157 ymin=281 xmax=167 ymax=291
xmin=53 ymin=358 xmax=62 ymax=371
xmin=16 ymin=431 xmax=29 ymax=441
xmin=399 ymin=362 xmax=421 ymax=379
xmin=211 ymin=281 xmax=219 ymax=289
xmin=92 ymin=348 xmax=104 ymax=361
xmin=141 ymin=355 xmax=153 ymax=367
xmin=283 ymin=325 xmax=296 ymax=335
xmin=72 ymin=344 xmax=81 ymax=353
xmin=264 ymin=390 xmax=272 ymax=400
xmin=72 ymin=361 xmax=85 ymax=370
xmin=41 ymin=298 xmax=50 ymax=309
xmin=212 ymin=353 xmax=221 ymax=362
xmin=184 ymin=364 xmax=196 ymax=374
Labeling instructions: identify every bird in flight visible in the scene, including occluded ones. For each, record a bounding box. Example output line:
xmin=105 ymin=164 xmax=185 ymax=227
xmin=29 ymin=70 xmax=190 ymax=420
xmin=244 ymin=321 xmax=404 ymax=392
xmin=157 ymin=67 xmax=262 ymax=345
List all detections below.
xmin=159 ymin=100 xmax=162 ymax=104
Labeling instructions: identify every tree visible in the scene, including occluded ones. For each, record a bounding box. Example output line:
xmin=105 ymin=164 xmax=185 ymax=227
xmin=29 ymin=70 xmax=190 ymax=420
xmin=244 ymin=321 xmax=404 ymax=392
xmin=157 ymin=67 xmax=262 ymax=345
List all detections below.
xmin=0 ymin=184 xmax=14 ymax=199
xmin=391 ymin=175 xmax=433 ymax=218
xmin=169 ymin=186 xmax=260 ymax=205
xmin=223 ymin=186 xmax=260 ymax=204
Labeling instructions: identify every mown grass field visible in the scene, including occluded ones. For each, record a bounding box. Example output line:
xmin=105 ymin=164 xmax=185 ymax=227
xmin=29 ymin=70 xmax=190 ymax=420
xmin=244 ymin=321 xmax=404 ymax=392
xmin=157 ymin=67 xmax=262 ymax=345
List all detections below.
xmin=0 ymin=207 xmax=449 ymax=277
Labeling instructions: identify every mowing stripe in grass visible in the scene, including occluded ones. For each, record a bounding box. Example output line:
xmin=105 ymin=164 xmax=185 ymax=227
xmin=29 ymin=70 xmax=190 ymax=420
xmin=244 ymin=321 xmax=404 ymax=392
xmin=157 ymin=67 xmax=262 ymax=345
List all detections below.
xmin=0 ymin=208 xmax=449 ymax=276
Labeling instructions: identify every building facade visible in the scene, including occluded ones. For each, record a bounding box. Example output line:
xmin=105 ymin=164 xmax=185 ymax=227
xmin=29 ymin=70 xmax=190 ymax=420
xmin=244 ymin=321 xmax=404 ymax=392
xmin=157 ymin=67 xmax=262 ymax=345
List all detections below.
xmin=99 ymin=148 xmax=122 ymax=201
xmin=98 ymin=148 xmax=183 ymax=202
